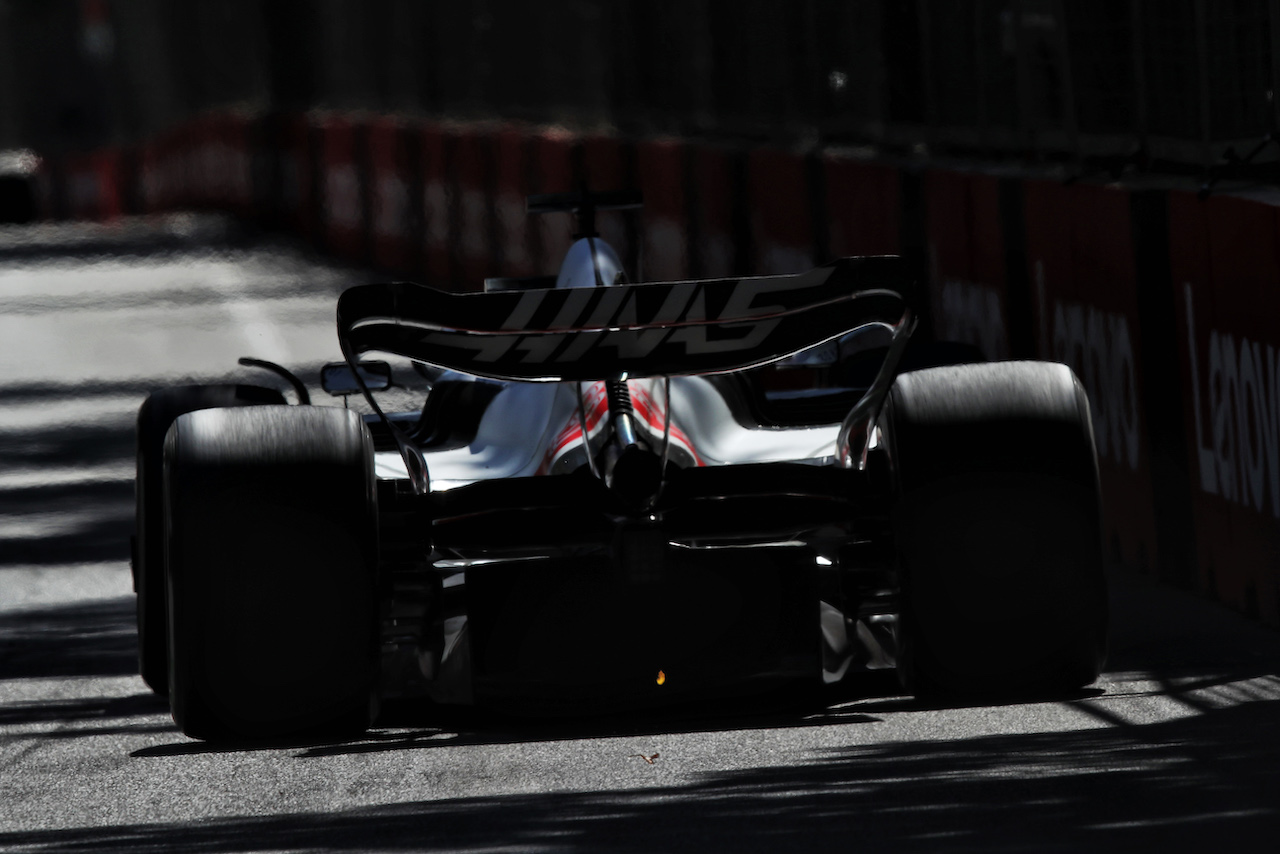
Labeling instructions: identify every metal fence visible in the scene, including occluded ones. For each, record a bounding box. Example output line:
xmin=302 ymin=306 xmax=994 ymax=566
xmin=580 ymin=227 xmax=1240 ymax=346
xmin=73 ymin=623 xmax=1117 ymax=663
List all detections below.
xmin=7 ymin=0 xmax=1280 ymax=171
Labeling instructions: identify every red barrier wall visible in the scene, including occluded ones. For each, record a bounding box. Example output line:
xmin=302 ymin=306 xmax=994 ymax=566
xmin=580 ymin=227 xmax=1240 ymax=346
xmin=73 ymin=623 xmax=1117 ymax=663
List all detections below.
xmin=318 ymin=114 xmax=364 ymax=262
xmin=63 ymin=149 xmax=122 ymax=221
xmin=493 ymin=126 xmax=534 ymax=279
xmin=636 ymin=138 xmax=688 ymax=282
xmin=824 ymin=154 xmax=901 ymax=257
xmin=924 ymin=170 xmax=1010 ymax=360
xmin=688 ymin=142 xmax=738 ymax=279
xmin=1024 ymin=179 xmax=1159 ymax=573
xmin=420 ymin=123 xmax=453 ymax=287
xmin=454 ymin=127 xmax=493 ymax=290
xmin=1171 ymin=192 xmax=1280 ymax=623
xmin=583 ymin=134 xmax=636 ymax=277
xmin=530 ymin=128 xmax=576 ymax=280
xmin=138 ymin=128 xmax=184 ymax=215
xmin=189 ymin=112 xmax=252 ymax=217
xmin=747 ymin=148 xmax=812 ymax=275
xmin=279 ymin=112 xmax=316 ymax=239
xmin=367 ymin=117 xmax=414 ymax=275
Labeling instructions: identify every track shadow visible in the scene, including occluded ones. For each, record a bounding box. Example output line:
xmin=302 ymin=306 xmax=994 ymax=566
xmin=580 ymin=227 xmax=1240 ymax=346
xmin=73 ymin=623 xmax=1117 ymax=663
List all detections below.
xmin=0 ymin=214 xmax=250 ymax=261
xmin=7 ymin=696 xmax=1280 ymax=853
xmin=132 ymin=677 xmax=893 ymax=760
xmin=0 ymin=422 xmax=135 ymax=472
xmin=0 ymin=482 xmax=134 ymax=567
xmin=0 ymin=596 xmax=137 ymax=682
xmin=0 ymin=692 xmax=167 ymax=730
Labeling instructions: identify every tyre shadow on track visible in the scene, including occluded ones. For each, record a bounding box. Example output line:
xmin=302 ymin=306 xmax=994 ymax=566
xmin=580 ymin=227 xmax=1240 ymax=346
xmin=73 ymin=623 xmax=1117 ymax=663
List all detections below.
xmin=11 ymin=695 xmax=1280 ymax=853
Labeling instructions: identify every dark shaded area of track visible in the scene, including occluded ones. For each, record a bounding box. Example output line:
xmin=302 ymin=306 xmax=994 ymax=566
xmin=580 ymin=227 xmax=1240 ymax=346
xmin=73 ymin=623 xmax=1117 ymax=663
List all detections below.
xmin=0 ymin=598 xmax=137 ymax=684
xmin=2 ymin=574 xmax=1279 ymax=852
xmin=1 ymin=698 xmax=1277 ymax=852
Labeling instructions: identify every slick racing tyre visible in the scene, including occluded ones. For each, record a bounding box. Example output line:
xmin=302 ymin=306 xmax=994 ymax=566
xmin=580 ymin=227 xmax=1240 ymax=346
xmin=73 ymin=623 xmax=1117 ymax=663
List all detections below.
xmin=133 ymin=384 xmax=285 ymax=695
xmin=883 ymin=361 xmax=1108 ymax=699
xmin=164 ymin=405 xmax=379 ymax=741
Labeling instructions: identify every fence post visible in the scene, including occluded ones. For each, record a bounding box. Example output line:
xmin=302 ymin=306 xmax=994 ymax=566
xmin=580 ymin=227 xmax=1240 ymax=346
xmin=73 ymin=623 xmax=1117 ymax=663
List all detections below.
xmin=1270 ymin=0 xmax=1280 ymax=133
xmin=916 ymin=0 xmax=938 ymax=130
xmin=1130 ymin=0 xmax=1148 ymax=151
xmin=1051 ymin=0 xmax=1080 ymax=159
xmin=1015 ymin=0 xmax=1033 ymax=151
xmin=1193 ymin=0 xmax=1213 ymax=166
xmin=974 ymin=1 xmax=989 ymax=147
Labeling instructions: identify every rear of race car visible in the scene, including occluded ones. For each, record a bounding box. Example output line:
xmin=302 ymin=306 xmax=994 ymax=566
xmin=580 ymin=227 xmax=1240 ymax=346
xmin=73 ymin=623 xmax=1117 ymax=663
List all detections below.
xmin=139 ymin=189 xmax=1107 ymax=741
xmin=337 ymin=253 xmax=920 ymax=711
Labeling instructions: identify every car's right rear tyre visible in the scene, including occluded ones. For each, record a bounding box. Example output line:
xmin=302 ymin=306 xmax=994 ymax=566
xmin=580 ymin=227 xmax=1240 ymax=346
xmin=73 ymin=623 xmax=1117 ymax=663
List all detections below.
xmin=164 ymin=405 xmax=379 ymax=742
xmin=883 ymin=361 xmax=1109 ymax=700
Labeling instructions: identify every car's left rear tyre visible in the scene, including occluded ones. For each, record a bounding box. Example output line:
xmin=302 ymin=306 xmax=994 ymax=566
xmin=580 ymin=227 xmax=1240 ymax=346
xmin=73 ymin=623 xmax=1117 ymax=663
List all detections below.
xmin=134 ymin=384 xmax=286 ymax=696
xmin=164 ymin=405 xmax=379 ymax=742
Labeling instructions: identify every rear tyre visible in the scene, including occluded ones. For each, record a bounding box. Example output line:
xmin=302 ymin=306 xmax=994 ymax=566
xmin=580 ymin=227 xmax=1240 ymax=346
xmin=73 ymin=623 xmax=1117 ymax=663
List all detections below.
xmin=164 ymin=405 xmax=379 ymax=741
xmin=134 ymin=384 xmax=285 ymax=694
xmin=883 ymin=362 xmax=1108 ymax=699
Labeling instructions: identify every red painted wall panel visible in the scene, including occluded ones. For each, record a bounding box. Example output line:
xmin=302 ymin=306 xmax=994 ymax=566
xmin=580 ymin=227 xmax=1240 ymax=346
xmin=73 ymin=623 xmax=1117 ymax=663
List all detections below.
xmin=582 ymin=134 xmax=636 ymax=277
xmin=689 ymin=143 xmax=738 ymax=279
xmin=318 ymin=114 xmax=364 ymax=262
xmin=747 ymin=148 xmax=812 ymax=275
xmin=367 ymin=117 xmax=414 ymax=275
xmin=924 ymin=170 xmax=1009 ymax=360
xmin=824 ymin=155 xmax=900 ymax=258
xmin=1172 ymin=191 xmax=1280 ymax=623
xmin=453 ymin=128 xmax=493 ymax=290
xmin=1024 ymin=179 xmax=1158 ymax=574
xmin=493 ymin=126 xmax=535 ymax=279
xmin=420 ymin=123 xmax=453 ymax=288
xmin=636 ymin=138 xmax=687 ymax=282
xmin=530 ymin=129 xmax=576 ymax=277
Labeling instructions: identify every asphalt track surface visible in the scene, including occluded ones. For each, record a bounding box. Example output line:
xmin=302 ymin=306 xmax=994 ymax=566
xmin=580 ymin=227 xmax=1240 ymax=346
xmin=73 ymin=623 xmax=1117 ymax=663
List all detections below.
xmin=2 ymin=217 xmax=1280 ymax=852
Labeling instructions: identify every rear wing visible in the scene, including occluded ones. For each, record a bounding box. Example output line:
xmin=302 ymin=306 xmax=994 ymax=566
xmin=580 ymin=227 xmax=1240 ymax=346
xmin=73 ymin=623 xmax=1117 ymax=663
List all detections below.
xmin=337 ymin=256 xmax=914 ymax=383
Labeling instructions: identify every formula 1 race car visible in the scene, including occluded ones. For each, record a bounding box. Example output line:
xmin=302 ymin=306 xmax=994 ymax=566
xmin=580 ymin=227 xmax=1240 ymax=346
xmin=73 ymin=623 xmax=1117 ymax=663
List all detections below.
xmin=133 ymin=190 xmax=1108 ymax=742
